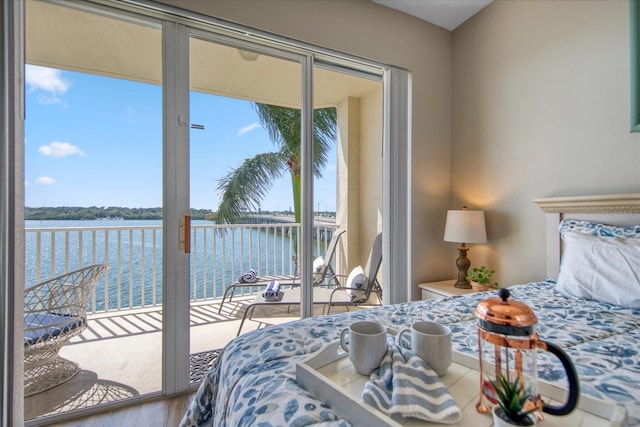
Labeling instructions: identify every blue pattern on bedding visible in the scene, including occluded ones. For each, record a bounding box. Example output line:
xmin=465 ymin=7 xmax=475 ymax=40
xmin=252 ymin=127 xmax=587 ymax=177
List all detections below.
xmin=559 ymin=219 xmax=640 ymax=239
xmin=181 ymin=281 xmax=640 ymax=426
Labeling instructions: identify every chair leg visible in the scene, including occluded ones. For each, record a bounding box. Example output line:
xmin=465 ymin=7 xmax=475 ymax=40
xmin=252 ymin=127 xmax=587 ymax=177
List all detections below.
xmin=218 ymin=285 xmax=236 ymax=314
xmin=236 ymin=304 xmax=256 ymax=336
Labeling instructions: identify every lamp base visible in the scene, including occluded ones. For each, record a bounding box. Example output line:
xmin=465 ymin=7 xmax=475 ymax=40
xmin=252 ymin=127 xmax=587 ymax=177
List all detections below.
xmin=454 ymin=244 xmax=472 ymax=289
xmin=454 ymin=278 xmax=472 ymax=289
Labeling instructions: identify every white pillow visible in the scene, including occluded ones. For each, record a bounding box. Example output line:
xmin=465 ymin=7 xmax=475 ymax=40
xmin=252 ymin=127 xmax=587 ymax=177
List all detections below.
xmin=313 ymin=256 xmax=325 ymax=281
xmin=346 ymin=265 xmax=368 ymax=303
xmin=556 ymin=231 xmax=640 ymax=308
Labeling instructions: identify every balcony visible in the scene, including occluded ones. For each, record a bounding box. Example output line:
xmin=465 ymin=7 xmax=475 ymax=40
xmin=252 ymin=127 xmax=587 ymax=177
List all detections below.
xmin=24 ymin=220 xmax=344 ymax=421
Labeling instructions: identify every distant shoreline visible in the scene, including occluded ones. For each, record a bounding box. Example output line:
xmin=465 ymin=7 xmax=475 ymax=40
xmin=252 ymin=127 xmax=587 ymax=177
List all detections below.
xmin=25 ymin=206 xmax=209 ymax=221
xmin=24 ymin=206 xmax=334 ymax=221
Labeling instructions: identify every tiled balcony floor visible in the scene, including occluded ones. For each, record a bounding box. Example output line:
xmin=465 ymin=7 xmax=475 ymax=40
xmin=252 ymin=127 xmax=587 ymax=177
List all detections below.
xmin=24 ymin=294 xmax=354 ymax=422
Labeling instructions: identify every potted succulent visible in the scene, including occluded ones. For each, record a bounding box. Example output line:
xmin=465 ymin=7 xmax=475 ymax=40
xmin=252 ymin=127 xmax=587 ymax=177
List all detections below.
xmin=467 ymin=266 xmax=498 ymax=292
xmin=491 ymin=375 xmax=537 ymax=426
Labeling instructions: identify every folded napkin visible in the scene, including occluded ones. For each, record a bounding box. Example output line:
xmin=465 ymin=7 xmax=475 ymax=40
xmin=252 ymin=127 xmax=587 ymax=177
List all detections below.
xmin=361 ymin=340 xmax=462 ymax=424
xmin=239 ymin=268 xmax=258 ymax=283
xmin=262 ymin=280 xmax=283 ymax=302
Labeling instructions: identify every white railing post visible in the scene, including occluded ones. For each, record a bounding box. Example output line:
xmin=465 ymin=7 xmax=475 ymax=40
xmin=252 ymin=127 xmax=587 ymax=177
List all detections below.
xmin=25 ymin=222 xmax=337 ymax=314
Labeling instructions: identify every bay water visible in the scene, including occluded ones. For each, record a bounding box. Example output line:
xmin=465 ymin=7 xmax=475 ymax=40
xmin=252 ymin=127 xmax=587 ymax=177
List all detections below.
xmin=25 ymin=219 xmax=299 ymax=312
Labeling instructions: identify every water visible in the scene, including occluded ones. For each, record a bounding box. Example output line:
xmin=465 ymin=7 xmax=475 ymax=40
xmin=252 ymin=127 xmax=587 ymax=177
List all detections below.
xmin=25 ymin=219 xmax=299 ymax=312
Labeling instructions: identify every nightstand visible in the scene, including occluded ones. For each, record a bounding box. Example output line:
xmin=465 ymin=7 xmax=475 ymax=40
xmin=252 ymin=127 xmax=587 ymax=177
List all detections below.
xmin=418 ymin=279 xmax=475 ymax=300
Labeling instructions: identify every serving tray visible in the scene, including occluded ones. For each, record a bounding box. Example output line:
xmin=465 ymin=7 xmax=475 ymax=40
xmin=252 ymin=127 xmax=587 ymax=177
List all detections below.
xmin=295 ymin=341 xmax=627 ymax=427
xmin=296 ymin=340 xmax=402 ymax=427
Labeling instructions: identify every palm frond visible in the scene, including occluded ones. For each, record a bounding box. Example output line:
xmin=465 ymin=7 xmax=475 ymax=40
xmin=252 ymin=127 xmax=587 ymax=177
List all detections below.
xmin=215 ymin=152 xmax=286 ymax=224
xmin=254 ymin=103 xmax=336 ymax=179
xmin=216 ymin=103 xmax=337 ymax=227
xmin=312 ymin=107 xmax=337 ymax=178
xmin=254 ymin=104 xmax=300 ymax=152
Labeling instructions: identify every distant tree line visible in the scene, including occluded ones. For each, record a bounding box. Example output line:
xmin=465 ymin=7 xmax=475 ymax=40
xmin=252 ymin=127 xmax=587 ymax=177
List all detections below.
xmin=25 ymin=206 xmax=216 ymax=221
xmin=24 ymin=207 xmax=335 ymax=221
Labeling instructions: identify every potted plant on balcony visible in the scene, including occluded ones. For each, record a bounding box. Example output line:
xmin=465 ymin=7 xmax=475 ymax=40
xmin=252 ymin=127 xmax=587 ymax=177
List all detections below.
xmin=491 ymin=375 xmax=537 ymax=426
xmin=467 ymin=266 xmax=498 ymax=292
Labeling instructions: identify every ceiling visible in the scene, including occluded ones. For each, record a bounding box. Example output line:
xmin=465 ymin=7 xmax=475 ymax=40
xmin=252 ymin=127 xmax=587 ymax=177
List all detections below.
xmin=372 ymin=0 xmax=492 ymax=31
xmin=26 ymin=1 xmax=382 ymax=109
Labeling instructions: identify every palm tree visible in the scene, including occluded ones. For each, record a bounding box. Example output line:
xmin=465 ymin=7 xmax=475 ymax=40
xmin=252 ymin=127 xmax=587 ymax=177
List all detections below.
xmin=214 ymin=103 xmax=337 ymax=226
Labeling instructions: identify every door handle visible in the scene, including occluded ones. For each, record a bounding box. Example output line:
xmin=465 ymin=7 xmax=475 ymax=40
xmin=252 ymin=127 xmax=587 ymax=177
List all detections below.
xmin=180 ymin=215 xmax=191 ymax=254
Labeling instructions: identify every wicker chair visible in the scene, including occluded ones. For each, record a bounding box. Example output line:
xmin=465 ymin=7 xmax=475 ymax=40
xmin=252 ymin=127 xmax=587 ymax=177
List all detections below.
xmin=23 ymin=264 xmax=108 ymax=396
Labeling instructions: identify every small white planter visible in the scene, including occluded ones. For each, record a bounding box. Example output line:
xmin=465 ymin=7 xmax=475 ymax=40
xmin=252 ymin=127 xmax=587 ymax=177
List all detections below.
xmin=492 ymin=406 xmax=536 ymax=427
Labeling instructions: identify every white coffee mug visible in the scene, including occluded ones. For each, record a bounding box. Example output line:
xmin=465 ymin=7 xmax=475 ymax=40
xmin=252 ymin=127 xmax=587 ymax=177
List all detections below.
xmin=396 ymin=321 xmax=452 ymax=376
xmin=340 ymin=320 xmax=387 ymax=375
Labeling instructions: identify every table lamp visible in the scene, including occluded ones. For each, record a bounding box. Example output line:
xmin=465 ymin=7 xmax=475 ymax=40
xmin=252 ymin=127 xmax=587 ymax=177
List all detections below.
xmin=443 ymin=207 xmax=487 ymax=289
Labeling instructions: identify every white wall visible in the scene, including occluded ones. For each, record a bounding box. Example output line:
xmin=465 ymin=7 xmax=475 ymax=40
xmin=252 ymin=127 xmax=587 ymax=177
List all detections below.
xmin=452 ymin=0 xmax=640 ymax=286
xmin=158 ymin=0 xmax=454 ymax=299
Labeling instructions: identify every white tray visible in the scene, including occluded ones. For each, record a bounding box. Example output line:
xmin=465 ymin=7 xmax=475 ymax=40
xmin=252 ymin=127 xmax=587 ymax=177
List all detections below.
xmin=296 ymin=340 xmax=402 ymax=427
xmin=295 ymin=341 xmax=627 ymax=427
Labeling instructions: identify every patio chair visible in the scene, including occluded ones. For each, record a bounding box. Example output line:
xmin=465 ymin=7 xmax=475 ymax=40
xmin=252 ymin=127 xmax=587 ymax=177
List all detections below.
xmin=218 ymin=228 xmax=346 ymax=313
xmin=309 ymin=227 xmax=346 ymax=288
xmin=23 ymin=264 xmax=109 ymax=396
xmin=237 ymin=232 xmax=382 ymax=335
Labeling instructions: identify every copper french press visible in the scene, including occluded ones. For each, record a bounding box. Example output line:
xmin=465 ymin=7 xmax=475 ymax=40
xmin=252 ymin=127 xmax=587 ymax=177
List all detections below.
xmin=474 ymin=288 xmax=579 ymax=418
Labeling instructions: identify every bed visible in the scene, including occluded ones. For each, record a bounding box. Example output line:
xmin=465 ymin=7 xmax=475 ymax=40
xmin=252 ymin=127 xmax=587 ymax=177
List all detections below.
xmin=181 ymin=193 xmax=640 ymax=427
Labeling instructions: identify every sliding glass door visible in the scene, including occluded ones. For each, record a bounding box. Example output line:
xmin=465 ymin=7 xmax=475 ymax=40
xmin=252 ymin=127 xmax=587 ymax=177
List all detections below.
xmin=313 ymin=63 xmax=383 ymax=278
xmin=24 ymin=1 xmax=163 ymax=420
xmin=186 ymin=33 xmax=304 ymax=361
xmin=20 ymin=1 xmax=397 ymax=422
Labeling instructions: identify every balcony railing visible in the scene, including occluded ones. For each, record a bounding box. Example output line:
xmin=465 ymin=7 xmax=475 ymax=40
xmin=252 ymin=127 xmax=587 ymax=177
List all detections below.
xmin=25 ymin=221 xmax=338 ymax=314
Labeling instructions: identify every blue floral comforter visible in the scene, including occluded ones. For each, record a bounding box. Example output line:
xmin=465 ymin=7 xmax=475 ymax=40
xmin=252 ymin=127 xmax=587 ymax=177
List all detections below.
xmin=181 ymin=281 xmax=640 ymax=426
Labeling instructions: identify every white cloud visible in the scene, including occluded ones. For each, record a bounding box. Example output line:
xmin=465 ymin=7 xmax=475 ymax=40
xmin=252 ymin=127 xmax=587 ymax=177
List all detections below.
xmin=25 ymin=65 xmax=70 ymax=95
xmin=326 ymin=164 xmax=336 ymax=172
xmin=25 ymin=180 xmax=30 ymax=187
xmin=237 ymin=122 xmax=261 ymax=136
xmin=36 ymin=177 xmax=56 ymax=185
xmin=39 ymin=141 xmax=85 ymax=158
xmin=37 ymin=94 xmax=66 ymax=106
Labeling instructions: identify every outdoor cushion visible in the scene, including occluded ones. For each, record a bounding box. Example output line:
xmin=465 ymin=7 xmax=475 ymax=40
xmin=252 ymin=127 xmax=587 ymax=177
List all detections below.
xmin=24 ymin=312 xmax=85 ymax=346
xmin=346 ymin=265 xmax=367 ymax=303
xmin=313 ymin=256 xmax=325 ymax=281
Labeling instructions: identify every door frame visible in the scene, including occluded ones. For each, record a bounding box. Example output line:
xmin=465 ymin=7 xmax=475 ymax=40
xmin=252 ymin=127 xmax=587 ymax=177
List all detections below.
xmin=1 ymin=1 xmax=25 ymax=425
xmin=162 ymin=20 xmax=191 ymax=395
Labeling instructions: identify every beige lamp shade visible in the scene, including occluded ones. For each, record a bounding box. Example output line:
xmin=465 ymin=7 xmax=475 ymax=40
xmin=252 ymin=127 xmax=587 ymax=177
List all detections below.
xmin=443 ymin=210 xmax=487 ymax=244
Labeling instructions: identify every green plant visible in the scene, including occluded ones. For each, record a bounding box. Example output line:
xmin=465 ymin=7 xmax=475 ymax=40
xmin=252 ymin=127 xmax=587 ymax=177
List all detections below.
xmin=467 ymin=266 xmax=498 ymax=287
xmin=215 ymin=104 xmax=337 ymax=230
xmin=491 ymin=375 xmax=537 ymax=426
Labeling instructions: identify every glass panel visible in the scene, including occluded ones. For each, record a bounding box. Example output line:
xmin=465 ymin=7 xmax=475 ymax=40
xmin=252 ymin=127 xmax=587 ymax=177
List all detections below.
xmin=313 ymin=65 xmax=383 ymax=290
xmin=24 ymin=2 xmax=162 ymax=419
xmin=188 ymin=37 xmax=303 ymax=354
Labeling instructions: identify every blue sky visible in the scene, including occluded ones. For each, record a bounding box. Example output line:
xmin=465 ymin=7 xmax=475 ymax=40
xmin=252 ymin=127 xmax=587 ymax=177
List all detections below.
xmin=25 ymin=65 xmax=337 ymax=212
